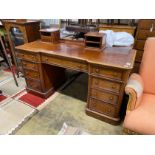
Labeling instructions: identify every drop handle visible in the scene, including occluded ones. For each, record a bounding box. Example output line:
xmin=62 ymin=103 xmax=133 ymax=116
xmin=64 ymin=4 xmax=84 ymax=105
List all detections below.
xmin=95 ymin=68 xmax=99 ymax=73
xmin=113 ymin=72 xmax=117 ymax=76
xmin=150 ymin=24 xmax=154 ymax=32
xmin=77 ymin=65 xmax=82 ymax=69
xmin=109 ymin=96 xmax=114 ymax=100
xmin=111 ymin=85 xmax=116 ymax=89
xmin=95 ymin=80 xmax=99 ymax=85
xmin=94 ymin=92 xmax=97 ymax=96
xmin=45 ymin=57 xmax=49 ymax=61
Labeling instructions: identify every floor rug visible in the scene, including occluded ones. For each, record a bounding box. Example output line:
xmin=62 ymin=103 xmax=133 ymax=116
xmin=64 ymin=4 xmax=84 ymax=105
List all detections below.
xmin=0 ymin=77 xmax=26 ymax=96
xmin=3 ymin=66 xmax=16 ymax=73
xmin=0 ymin=70 xmax=12 ymax=83
xmin=15 ymin=73 xmax=123 ymax=135
xmin=0 ymin=95 xmax=7 ymax=102
xmin=19 ymin=93 xmax=46 ymax=108
xmin=0 ymin=100 xmax=37 ymax=135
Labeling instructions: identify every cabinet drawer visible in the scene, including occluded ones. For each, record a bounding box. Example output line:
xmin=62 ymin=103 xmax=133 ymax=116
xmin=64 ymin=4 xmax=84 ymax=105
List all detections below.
xmin=42 ymin=55 xmax=88 ymax=72
xmin=138 ymin=20 xmax=155 ymax=30
xmin=26 ymin=78 xmax=42 ymax=91
xmin=89 ymin=98 xmax=116 ymax=117
xmin=134 ymin=40 xmax=145 ymax=50
xmin=91 ymin=77 xmax=121 ymax=93
xmin=136 ymin=30 xmax=155 ymax=40
xmin=24 ymin=70 xmax=40 ymax=79
xmin=90 ymin=66 xmax=123 ymax=80
xmin=22 ymin=61 xmax=38 ymax=71
xmin=90 ymin=89 xmax=118 ymax=105
xmin=16 ymin=52 xmax=36 ymax=61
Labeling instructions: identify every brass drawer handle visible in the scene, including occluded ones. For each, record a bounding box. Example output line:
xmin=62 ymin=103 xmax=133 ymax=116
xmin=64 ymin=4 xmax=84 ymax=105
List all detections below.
xmin=111 ymin=85 xmax=116 ymax=89
xmin=94 ymin=92 xmax=97 ymax=96
xmin=95 ymin=80 xmax=99 ymax=85
xmin=113 ymin=72 xmax=117 ymax=76
xmin=77 ymin=65 xmax=82 ymax=69
xmin=45 ymin=57 xmax=49 ymax=61
xmin=21 ymin=54 xmax=24 ymax=58
xmin=95 ymin=68 xmax=100 ymax=73
xmin=26 ymin=72 xmax=30 ymax=76
xmin=31 ymin=56 xmax=35 ymax=59
xmin=109 ymin=96 xmax=114 ymax=100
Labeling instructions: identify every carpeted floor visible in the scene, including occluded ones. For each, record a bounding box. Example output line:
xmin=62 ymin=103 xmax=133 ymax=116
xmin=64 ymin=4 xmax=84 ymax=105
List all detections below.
xmin=0 ymin=68 xmax=37 ymax=134
xmin=16 ymin=73 xmax=123 ymax=135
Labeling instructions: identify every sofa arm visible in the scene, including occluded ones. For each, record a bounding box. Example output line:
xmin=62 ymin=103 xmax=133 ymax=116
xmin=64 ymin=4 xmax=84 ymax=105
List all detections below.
xmin=125 ymin=73 xmax=144 ymax=111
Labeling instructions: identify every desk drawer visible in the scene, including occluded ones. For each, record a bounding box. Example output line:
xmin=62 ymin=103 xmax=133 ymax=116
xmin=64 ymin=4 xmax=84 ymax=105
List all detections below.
xmin=90 ymin=89 xmax=118 ymax=105
xmin=91 ymin=77 xmax=121 ymax=93
xmin=42 ymin=55 xmax=87 ymax=72
xmin=138 ymin=20 xmax=155 ymax=30
xmin=89 ymin=98 xmax=116 ymax=117
xmin=16 ymin=52 xmax=36 ymax=61
xmin=90 ymin=66 xmax=123 ymax=80
xmin=136 ymin=30 xmax=155 ymax=40
xmin=26 ymin=78 xmax=42 ymax=91
xmin=22 ymin=61 xmax=38 ymax=71
xmin=24 ymin=69 xmax=40 ymax=80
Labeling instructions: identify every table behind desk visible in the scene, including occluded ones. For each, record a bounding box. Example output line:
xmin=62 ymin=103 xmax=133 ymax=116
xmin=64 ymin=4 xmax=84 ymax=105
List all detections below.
xmin=15 ymin=40 xmax=136 ymax=125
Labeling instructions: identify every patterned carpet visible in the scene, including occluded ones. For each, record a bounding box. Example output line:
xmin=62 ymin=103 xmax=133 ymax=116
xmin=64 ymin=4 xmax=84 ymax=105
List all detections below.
xmin=0 ymin=69 xmax=37 ymax=134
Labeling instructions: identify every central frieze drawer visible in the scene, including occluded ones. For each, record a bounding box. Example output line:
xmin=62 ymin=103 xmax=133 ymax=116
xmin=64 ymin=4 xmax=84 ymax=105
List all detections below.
xmin=22 ymin=61 xmax=38 ymax=71
xmin=91 ymin=77 xmax=121 ymax=93
xmin=90 ymin=89 xmax=118 ymax=105
xmin=90 ymin=66 xmax=123 ymax=80
xmin=24 ymin=69 xmax=40 ymax=80
xmin=89 ymin=98 xmax=116 ymax=117
xmin=42 ymin=55 xmax=88 ymax=72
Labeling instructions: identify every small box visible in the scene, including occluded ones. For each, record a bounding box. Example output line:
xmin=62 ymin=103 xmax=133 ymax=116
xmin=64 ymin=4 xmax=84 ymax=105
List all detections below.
xmin=84 ymin=32 xmax=106 ymax=51
xmin=40 ymin=28 xmax=60 ymax=43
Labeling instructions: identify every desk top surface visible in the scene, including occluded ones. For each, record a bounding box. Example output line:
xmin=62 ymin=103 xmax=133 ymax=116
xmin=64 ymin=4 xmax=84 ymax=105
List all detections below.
xmin=16 ymin=40 xmax=136 ymax=69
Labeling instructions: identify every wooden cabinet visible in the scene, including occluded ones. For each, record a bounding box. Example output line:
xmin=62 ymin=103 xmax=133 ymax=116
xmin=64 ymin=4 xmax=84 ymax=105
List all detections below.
xmin=133 ymin=19 xmax=155 ymax=73
xmin=3 ymin=20 xmax=40 ymax=75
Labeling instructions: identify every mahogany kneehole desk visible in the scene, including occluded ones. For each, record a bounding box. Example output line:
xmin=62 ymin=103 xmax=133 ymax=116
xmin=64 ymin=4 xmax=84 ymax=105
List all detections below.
xmin=15 ymin=40 xmax=136 ymax=125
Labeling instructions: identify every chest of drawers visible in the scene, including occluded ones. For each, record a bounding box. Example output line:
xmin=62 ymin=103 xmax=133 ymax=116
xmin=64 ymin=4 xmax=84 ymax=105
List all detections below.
xmin=16 ymin=50 xmax=66 ymax=98
xmin=134 ymin=19 xmax=155 ymax=72
xmin=86 ymin=64 xmax=130 ymax=124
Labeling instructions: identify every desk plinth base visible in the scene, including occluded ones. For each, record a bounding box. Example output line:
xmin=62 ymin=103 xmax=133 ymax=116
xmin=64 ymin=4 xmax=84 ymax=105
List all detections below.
xmin=85 ymin=108 xmax=121 ymax=125
xmin=26 ymin=87 xmax=55 ymax=99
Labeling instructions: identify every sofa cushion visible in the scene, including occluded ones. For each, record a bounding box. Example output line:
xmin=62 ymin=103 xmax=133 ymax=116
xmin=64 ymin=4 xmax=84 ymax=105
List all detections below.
xmin=123 ymin=93 xmax=155 ymax=134
xmin=140 ymin=38 xmax=155 ymax=94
